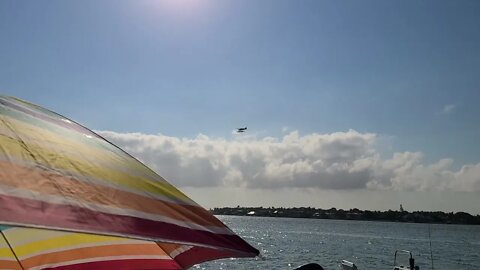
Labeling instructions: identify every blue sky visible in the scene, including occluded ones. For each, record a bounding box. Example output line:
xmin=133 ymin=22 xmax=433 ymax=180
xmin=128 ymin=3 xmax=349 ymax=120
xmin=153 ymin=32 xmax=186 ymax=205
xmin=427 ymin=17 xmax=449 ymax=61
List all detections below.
xmin=1 ymin=1 xmax=480 ymax=212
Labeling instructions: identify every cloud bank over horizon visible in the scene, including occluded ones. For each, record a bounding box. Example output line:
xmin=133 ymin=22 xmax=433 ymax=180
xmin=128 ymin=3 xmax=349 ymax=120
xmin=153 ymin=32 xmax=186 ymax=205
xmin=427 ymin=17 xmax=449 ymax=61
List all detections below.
xmin=98 ymin=130 xmax=480 ymax=192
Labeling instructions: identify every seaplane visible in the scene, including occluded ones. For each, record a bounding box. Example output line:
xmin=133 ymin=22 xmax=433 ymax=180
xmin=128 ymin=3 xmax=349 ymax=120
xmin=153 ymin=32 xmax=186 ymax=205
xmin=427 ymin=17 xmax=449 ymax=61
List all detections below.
xmin=236 ymin=127 xmax=247 ymax=133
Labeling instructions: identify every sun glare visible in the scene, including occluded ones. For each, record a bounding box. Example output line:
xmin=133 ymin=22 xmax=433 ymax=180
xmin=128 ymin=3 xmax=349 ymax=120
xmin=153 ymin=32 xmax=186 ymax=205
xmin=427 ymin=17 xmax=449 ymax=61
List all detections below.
xmin=148 ymin=0 xmax=208 ymax=16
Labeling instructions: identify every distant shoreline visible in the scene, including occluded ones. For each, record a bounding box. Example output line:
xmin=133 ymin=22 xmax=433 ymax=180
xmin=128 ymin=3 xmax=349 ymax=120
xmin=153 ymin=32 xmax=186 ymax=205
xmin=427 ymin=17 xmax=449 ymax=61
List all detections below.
xmin=210 ymin=207 xmax=480 ymax=225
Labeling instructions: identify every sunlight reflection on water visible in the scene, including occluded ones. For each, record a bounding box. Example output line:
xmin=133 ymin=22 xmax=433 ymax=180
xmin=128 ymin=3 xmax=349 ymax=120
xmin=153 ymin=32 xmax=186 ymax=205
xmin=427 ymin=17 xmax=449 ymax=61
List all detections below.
xmin=197 ymin=216 xmax=480 ymax=270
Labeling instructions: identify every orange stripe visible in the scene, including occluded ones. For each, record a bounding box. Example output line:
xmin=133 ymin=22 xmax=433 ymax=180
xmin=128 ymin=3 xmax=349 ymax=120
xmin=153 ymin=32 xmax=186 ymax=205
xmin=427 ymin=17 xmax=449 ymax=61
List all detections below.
xmin=20 ymin=243 xmax=169 ymax=269
xmin=0 ymin=161 xmax=225 ymax=228
xmin=0 ymin=259 xmax=23 ymax=270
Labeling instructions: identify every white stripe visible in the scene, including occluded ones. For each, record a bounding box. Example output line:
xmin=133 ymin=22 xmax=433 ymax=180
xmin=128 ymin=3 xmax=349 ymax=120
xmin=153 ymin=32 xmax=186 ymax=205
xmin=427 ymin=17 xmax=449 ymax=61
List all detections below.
xmin=0 ymin=239 xmax=11 ymax=248
xmin=169 ymin=245 xmax=194 ymax=258
xmin=28 ymin=254 xmax=174 ymax=270
xmin=2 ymin=228 xmax=69 ymax=246
xmin=0 ymin=184 xmax=234 ymax=235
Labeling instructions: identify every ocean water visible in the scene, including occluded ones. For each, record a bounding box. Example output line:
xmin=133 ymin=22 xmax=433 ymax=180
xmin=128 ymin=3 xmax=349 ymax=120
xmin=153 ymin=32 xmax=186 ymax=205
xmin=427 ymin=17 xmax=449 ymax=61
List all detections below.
xmin=196 ymin=215 xmax=480 ymax=270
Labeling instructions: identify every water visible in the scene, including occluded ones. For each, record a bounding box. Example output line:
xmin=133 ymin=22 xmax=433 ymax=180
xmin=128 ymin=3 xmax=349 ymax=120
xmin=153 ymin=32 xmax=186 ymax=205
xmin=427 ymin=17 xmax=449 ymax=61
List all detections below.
xmin=196 ymin=216 xmax=480 ymax=270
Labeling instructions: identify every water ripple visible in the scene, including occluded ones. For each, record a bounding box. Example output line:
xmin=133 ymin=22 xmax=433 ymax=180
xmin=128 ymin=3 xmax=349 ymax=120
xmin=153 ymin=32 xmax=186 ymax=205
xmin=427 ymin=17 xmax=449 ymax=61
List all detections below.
xmin=198 ymin=216 xmax=480 ymax=270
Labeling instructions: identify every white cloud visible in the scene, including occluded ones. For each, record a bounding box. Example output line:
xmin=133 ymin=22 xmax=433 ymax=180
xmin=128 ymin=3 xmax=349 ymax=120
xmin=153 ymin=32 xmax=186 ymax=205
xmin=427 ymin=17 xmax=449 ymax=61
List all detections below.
xmin=441 ymin=104 xmax=456 ymax=114
xmin=97 ymin=130 xmax=480 ymax=192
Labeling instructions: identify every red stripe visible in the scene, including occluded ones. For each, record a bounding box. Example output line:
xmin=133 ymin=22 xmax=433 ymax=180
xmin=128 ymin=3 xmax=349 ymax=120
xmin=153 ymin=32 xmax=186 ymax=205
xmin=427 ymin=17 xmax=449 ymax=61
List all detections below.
xmin=44 ymin=259 xmax=181 ymax=270
xmin=0 ymin=194 xmax=259 ymax=256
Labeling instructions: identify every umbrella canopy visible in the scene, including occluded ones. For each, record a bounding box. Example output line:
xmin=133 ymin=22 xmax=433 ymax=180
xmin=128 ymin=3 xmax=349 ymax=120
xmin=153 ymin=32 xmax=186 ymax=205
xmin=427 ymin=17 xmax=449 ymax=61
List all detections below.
xmin=0 ymin=95 xmax=259 ymax=269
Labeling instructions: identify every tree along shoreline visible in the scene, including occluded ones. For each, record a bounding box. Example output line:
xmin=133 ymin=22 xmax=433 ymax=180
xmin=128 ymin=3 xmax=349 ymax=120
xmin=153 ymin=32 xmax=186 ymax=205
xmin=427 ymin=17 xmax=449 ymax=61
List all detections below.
xmin=210 ymin=206 xmax=480 ymax=225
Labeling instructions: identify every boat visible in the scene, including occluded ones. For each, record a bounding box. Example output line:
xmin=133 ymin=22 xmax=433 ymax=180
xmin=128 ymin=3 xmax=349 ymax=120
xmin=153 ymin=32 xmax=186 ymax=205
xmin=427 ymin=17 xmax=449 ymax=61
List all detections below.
xmin=393 ymin=250 xmax=420 ymax=270
xmin=340 ymin=250 xmax=420 ymax=270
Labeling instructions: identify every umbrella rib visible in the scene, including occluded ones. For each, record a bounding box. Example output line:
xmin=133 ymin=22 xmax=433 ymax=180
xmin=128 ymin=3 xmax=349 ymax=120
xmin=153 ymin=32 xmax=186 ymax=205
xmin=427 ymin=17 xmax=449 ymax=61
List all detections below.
xmin=1 ymin=230 xmax=26 ymax=270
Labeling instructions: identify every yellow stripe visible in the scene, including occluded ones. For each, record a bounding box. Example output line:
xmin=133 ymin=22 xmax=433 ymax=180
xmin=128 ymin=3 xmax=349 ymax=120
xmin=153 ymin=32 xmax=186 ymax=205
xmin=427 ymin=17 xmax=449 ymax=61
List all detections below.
xmin=0 ymin=247 xmax=16 ymax=258
xmin=0 ymin=237 xmax=15 ymax=258
xmin=8 ymin=230 xmax=140 ymax=257
xmin=0 ymin=114 xmax=165 ymax=183
xmin=0 ymin=119 xmax=191 ymax=202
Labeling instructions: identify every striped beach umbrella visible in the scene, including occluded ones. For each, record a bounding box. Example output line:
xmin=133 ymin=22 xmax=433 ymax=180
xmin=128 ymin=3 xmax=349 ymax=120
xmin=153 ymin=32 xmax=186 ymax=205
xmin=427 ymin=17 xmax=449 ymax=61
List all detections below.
xmin=0 ymin=96 xmax=259 ymax=269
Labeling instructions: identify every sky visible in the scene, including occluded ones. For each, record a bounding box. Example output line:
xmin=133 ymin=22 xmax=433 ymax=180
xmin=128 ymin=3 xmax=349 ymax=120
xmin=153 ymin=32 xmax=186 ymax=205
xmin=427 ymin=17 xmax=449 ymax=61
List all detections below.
xmin=1 ymin=0 xmax=479 ymax=214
